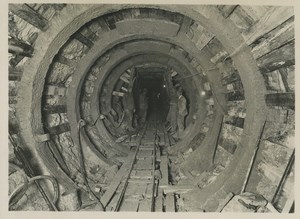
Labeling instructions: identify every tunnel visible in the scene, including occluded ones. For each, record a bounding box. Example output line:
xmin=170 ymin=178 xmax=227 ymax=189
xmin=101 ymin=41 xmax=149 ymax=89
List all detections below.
xmin=8 ymin=4 xmax=295 ymax=212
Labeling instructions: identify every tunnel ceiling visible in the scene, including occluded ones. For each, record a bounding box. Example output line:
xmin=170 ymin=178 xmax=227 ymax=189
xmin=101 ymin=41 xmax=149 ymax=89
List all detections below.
xmin=8 ymin=4 xmax=295 ymax=212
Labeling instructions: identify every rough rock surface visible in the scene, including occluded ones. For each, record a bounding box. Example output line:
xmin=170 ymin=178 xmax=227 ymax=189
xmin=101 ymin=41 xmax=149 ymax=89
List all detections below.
xmin=222 ymin=192 xmax=267 ymax=212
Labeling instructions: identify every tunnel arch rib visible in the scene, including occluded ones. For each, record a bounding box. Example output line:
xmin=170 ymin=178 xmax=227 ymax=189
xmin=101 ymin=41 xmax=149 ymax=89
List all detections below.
xmin=12 ymin=4 xmax=294 ymax=212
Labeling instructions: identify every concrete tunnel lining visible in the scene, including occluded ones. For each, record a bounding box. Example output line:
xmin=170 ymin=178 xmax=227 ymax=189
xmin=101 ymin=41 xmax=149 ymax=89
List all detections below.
xmin=74 ymin=40 xmax=209 ymax=150
xmin=11 ymin=4 xmax=284 ymax=211
xmin=87 ymin=53 xmax=205 ymax=152
xmin=64 ymin=32 xmax=212 ymax=159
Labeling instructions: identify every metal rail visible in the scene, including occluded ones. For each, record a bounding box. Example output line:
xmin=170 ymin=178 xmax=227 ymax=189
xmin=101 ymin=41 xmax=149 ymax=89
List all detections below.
xmin=151 ymin=114 xmax=159 ymax=211
xmin=113 ymin=115 xmax=161 ymax=212
xmin=114 ymin=124 xmax=148 ymax=211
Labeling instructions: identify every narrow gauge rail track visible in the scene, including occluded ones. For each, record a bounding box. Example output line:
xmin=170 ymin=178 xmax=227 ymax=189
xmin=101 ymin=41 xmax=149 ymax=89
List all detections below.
xmin=104 ymin=115 xmax=165 ymax=212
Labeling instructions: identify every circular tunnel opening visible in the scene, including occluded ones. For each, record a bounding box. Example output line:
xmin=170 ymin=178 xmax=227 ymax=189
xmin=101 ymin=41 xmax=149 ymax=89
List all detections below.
xmin=134 ymin=66 xmax=170 ymax=122
xmin=99 ymin=61 xmax=196 ymax=145
xmin=9 ymin=4 xmax=295 ymax=212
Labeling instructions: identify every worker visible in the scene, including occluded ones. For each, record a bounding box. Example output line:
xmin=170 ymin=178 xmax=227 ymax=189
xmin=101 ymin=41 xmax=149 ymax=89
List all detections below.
xmin=123 ymin=68 xmax=136 ymax=131
xmin=177 ymin=87 xmax=188 ymax=138
xmin=165 ymin=71 xmax=178 ymax=136
xmin=138 ymin=88 xmax=148 ymax=125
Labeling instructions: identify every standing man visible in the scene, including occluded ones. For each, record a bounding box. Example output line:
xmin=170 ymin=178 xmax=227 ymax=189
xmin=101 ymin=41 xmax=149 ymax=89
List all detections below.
xmin=177 ymin=87 xmax=188 ymax=138
xmin=138 ymin=88 xmax=148 ymax=125
xmin=123 ymin=68 xmax=136 ymax=131
xmin=165 ymin=70 xmax=178 ymax=136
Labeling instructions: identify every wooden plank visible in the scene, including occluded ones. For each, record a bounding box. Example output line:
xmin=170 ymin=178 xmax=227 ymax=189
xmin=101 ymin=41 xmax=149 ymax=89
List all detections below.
xmin=265 ymin=93 xmax=294 ymax=109
xmin=137 ymin=150 xmax=153 ymax=158
xmin=123 ymin=72 xmax=131 ymax=79
xmin=9 ymin=55 xmax=25 ymax=67
xmin=43 ymin=105 xmax=67 ymax=114
xmin=9 ymin=30 xmax=37 ymax=66
xmin=163 ymin=185 xmax=194 ymax=194
xmin=96 ymin=17 xmax=110 ymax=32
xmin=130 ymin=170 xmax=152 ymax=179
xmin=251 ymin=17 xmax=294 ymax=59
xmin=224 ymin=116 xmax=245 ymax=128
xmin=101 ymin=162 xmax=130 ymax=207
xmin=120 ymin=75 xmax=129 ymax=84
xmin=81 ymin=26 xmax=99 ymax=42
xmin=226 ymin=90 xmax=245 ymax=101
xmin=160 ymin=156 xmax=169 ymax=186
xmin=278 ymin=67 xmax=292 ymax=92
xmin=105 ymin=14 xmax=117 ymax=29
xmin=9 ymin=38 xmax=34 ymax=57
xmin=230 ymin=80 xmax=244 ymax=92
xmin=9 ymin=4 xmax=49 ymax=31
xmin=121 ymin=87 xmax=128 ymax=92
xmin=134 ymin=158 xmax=153 ymax=170
xmin=178 ymin=16 xmax=193 ymax=34
xmin=44 ymin=85 xmax=66 ymax=96
xmin=194 ymin=30 xmax=214 ymax=51
xmin=9 ymin=66 xmax=23 ymax=81
xmin=74 ymin=32 xmax=94 ymax=48
xmin=244 ymin=7 xmax=294 ymax=45
xmin=139 ymin=146 xmax=154 ymax=150
xmin=46 ymin=123 xmax=70 ymax=135
xmin=165 ymin=193 xmax=175 ymax=212
xmin=121 ymin=9 xmax=132 ymax=19
xmin=112 ymin=91 xmax=125 ymax=97
xmin=257 ymin=40 xmax=295 ymax=73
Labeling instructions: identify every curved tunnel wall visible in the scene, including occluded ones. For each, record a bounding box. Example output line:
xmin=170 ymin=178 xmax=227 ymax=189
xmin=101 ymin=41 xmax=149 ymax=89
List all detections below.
xmin=8 ymin=4 xmax=295 ymax=211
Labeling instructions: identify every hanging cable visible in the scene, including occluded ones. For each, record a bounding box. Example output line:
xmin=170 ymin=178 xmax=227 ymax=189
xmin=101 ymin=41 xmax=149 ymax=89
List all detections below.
xmin=77 ymin=119 xmax=105 ymax=211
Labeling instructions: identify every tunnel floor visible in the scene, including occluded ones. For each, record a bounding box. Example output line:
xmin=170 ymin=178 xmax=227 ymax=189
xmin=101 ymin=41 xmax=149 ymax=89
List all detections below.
xmin=82 ymin=111 xmax=197 ymax=212
xmin=106 ymin=115 xmax=164 ymax=211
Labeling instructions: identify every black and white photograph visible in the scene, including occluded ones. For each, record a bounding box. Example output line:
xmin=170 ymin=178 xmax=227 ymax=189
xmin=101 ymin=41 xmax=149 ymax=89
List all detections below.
xmin=4 ymin=0 xmax=297 ymax=215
